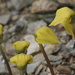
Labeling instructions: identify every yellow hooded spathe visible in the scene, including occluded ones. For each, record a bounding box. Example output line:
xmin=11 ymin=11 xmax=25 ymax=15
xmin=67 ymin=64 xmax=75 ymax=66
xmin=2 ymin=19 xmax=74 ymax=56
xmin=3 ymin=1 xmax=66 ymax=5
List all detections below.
xmin=34 ymin=26 xmax=61 ymax=44
xmin=10 ymin=53 xmax=33 ymax=69
xmin=49 ymin=7 xmax=75 ymax=38
xmin=13 ymin=41 xmax=30 ymax=53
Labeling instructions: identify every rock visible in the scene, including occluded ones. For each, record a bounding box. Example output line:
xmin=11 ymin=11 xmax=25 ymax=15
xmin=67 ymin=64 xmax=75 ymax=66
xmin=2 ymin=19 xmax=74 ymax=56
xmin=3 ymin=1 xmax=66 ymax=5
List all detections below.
xmin=70 ymin=49 xmax=75 ymax=56
xmin=42 ymin=65 xmax=47 ymax=71
xmin=46 ymin=68 xmax=51 ymax=73
xmin=0 ymin=62 xmax=7 ymax=74
xmin=40 ymin=72 xmax=48 ymax=75
xmin=23 ymin=34 xmax=40 ymax=54
xmin=48 ymin=73 xmax=51 ymax=75
xmin=27 ymin=20 xmax=47 ymax=34
xmin=44 ymin=59 xmax=62 ymax=66
xmin=57 ymin=0 xmax=75 ymax=6
xmin=70 ymin=64 xmax=75 ymax=69
xmin=31 ymin=0 xmax=59 ymax=13
xmin=66 ymin=40 xmax=75 ymax=50
xmin=11 ymin=67 xmax=20 ymax=75
xmin=0 ymin=14 xmax=11 ymax=25
xmin=4 ymin=43 xmax=16 ymax=56
xmin=0 ymin=56 xmax=8 ymax=74
xmin=12 ymin=15 xmax=19 ymax=21
xmin=56 ymin=65 xmax=72 ymax=74
xmin=48 ymin=55 xmax=63 ymax=62
xmin=63 ymin=52 xmax=70 ymax=59
xmin=27 ymin=61 xmax=41 ymax=74
xmin=59 ymin=44 xmax=68 ymax=52
xmin=15 ymin=21 xmax=27 ymax=32
xmin=33 ymin=53 xmax=44 ymax=62
xmin=45 ymin=44 xmax=61 ymax=55
xmin=35 ymin=64 xmax=43 ymax=75
xmin=12 ymin=11 xmax=20 ymax=15
xmin=50 ymin=60 xmax=62 ymax=66
xmin=57 ymin=0 xmax=68 ymax=4
xmin=4 ymin=20 xmax=27 ymax=34
xmin=58 ymin=52 xmax=70 ymax=59
xmin=34 ymin=53 xmax=62 ymax=65
xmin=7 ymin=0 xmax=34 ymax=10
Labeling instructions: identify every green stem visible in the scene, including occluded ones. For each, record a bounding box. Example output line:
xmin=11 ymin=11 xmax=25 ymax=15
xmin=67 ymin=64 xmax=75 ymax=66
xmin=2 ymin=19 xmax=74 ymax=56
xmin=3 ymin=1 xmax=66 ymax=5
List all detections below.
xmin=0 ymin=45 xmax=12 ymax=75
xmin=39 ymin=44 xmax=55 ymax=75
xmin=20 ymin=69 xmax=28 ymax=75
xmin=25 ymin=71 xmax=28 ymax=75
xmin=20 ymin=70 xmax=25 ymax=75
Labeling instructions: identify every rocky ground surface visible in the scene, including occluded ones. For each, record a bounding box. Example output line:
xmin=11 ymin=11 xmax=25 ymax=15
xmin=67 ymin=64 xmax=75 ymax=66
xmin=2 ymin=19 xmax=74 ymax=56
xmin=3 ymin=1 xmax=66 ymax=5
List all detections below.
xmin=0 ymin=0 xmax=75 ymax=75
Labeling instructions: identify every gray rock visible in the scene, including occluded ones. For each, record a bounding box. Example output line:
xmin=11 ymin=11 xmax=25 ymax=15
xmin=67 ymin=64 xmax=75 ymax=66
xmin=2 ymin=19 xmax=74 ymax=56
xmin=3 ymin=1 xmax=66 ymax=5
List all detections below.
xmin=48 ymin=55 xmax=63 ymax=62
xmin=12 ymin=11 xmax=20 ymax=15
xmin=27 ymin=61 xmax=41 ymax=74
xmin=58 ymin=0 xmax=75 ymax=5
xmin=23 ymin=34 xmax=40 ymax=54
xmin=57 ymin=0 xmax=68 ymax=4
xmin=44 ymin=55 xmax=62 ymax=65
xmin=35 ymin=64 xmax=43 ymax=75
xmin=51 ymin=60 xmax=62 ymax=66
xmin=70 ymin=64 xmax=75 ymax=69
xmin=48 ymin=73 xmax=51 ymax=75
xmin=44 ymin=60 xmax=62 ymax=66
xmin=0 ymin=56 xmax=8 ymax=74
xmin=8 ymin=0 xmax=34 ymax=10
xmin=33 ymin=53 xmax=44 ymax=62
xmin=0 ymin=14 xmax=11 ymax=24
xmin=4 ymin=20 xmax=27 ymax=34
xmin=12 ymin=15 xmax=19 ymax=21
xmin=66 ymin=40 xmax=75 ymax=50
xmin=70 ymin=49 xmax=75 ymax=56
xmin=4 ymin=43 xmax=16 ymax=56
xmin=46 ymin=68 xmax=50 ymax=73
xmin=27 ymin=20 xmax=47 ymax=34
xmin=0 ymin=62 xmax=7 ymax=73
xmin=34 ymin=53 xmax=62 ymax=66
xmin=40 ymin=72 xmax=48 ymax=75
xmin=31 ymin=0 xmax=59 ymax=13
xmin=11 ymin=67 xmax=20 ymax=75
xmin=45 ymin=44 xmax=61 ymax=55
xmin=56 ymin=65 xmax=72 ymax=74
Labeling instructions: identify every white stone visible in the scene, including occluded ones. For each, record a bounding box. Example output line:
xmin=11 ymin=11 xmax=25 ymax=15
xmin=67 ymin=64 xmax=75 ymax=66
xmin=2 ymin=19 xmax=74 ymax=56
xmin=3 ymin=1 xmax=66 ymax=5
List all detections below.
xmin=27 ymin=20 xmax=47 ymax=34
xmin=27 ymin=61 xmax=41 ymax=74
xmin=40 ymin=72 xmax=48 ymax=75
xmin=35 ymin=64 xmax=43 ymax=75
xmin=23 ymin=34 xmax=40 ymax=54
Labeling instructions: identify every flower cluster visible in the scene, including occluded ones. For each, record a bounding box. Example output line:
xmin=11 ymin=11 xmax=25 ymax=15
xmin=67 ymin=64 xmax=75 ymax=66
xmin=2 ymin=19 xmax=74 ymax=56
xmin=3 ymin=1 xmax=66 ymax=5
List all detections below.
xmin=10 ymin=53 xmax=33 ymax=69
xmin=49 ymin=7 xmax=75 ymax=38
xmin=10 ymin=7 xmax=75 ymax=75
xmin=34 ymin=26 xmax=61 ymax=44
xmin=13 ymin=41 xmax=30 ymax=53
xmin=10 ymin=41 xmax=33 ymax=70
xmin=34 ymin=7 xmax=75 ymax=44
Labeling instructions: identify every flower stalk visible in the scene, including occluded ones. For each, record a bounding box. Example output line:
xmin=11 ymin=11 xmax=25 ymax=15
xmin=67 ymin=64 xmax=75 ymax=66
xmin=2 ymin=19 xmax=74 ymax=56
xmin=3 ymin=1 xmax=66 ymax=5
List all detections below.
xmin=20 ymin=69 xmax=28 ymax=75
xmin=0 ymin=24 xmax=12 ymax=75
xmin=39 ymin=44 xmax=55 ymax=75
xmin=0 ymin=44 xmax=12 ymax=75
xmin=20 ymin=69 xmax=25 ymax=75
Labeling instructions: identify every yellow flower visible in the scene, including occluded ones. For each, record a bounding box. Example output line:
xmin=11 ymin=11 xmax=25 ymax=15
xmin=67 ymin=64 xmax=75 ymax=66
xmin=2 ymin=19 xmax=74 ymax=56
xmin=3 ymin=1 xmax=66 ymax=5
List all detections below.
xmin=34 ymin=26 xmax=61 ymax=44
xmin=0 ymin=24 xmax=3 ymax=36
xmin=49 ymin=7 xmax=75 ymax=38
xmin=13 ymin=41 xmax=30 ymax=53
xmin=10 ymin=53 xmax=33 ymax=69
